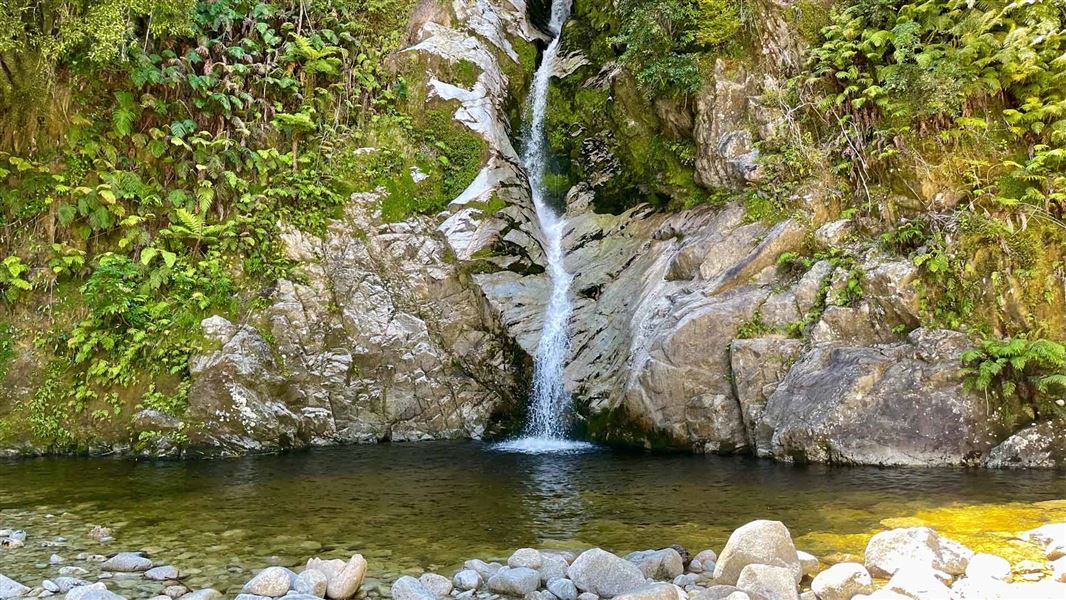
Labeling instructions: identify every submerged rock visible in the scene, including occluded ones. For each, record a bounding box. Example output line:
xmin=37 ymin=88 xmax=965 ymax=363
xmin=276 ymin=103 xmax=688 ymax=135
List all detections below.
xmin=101 ymin=553 xmax=152 ymax=573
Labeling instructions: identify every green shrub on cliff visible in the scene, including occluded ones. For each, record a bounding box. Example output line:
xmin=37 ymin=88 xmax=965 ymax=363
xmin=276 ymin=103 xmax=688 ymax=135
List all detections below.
xmin=962 ymin=336 xmax=1066 ymax=429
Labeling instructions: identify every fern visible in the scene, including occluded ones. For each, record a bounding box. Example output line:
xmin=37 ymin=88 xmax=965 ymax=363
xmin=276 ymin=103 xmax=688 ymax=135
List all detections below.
xmin=962 ymin=335 xmax=1066 ymax=428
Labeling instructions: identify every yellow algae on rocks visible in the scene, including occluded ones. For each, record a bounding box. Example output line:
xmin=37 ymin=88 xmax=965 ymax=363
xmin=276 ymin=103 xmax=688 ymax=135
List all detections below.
xmin=794 ymin=500 xmax=1066 ymax=566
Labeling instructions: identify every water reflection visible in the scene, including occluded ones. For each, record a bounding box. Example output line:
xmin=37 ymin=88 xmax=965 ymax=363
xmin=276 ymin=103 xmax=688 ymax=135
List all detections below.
xmin=520 ymin=452 xmax=590 ymax=542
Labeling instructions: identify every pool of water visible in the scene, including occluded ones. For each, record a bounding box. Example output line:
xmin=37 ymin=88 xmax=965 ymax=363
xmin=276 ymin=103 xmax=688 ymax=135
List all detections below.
xmin=1 ymin=441 xmax=1064 ymax=594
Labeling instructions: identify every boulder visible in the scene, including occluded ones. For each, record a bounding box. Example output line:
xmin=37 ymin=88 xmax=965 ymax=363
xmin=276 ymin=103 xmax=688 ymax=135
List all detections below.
xmin=612 ymin=583 xmax=681 ymax=600
xmin=305 ymin=558 xmax=346 ymax=582
xmin=547 ymin=578 xmax=578 ymax=600
xmin=0 ymin=574 xmax=30 ymax=599
xmin=242 ymin=567 xmax=294 ymax=597
xmin=54 ymin=578 xmax=89 ymax=594
xmin=541 ymin=555 xmax=570 ymax=584
xmin=712 ymin=520 xmax=802 ymax=585
xmin=465 ymin=560 xmax=503 ymax=582
xmin=964 ymin=553 xmax=1010 ymax=581
xmin=101 ymin=552 xmax=152 ymax=572
xmin=452 ymin=570 xmax=481 ymax=591
xmin=419 ymin=573 xmax=453 ymax=597
xmin=811 ymin=563 xmax=874 ymax=600
xmin=949 ymin=576 xmax=1011 ymax=600
xmin=795 ymin=551 xmax=819 ymax=578
xmin=487 ymin=567 xmax=541 ymax=596
xmin=325 ymin=555 xmax=367 ymax=599
xmin=762 ymin=329 xmax=1007 ymax=466
xmin=568 ymin=548 xmax=647 ymax=598
xmin=294 ymin=570 xmax=328 ymax=597
xmin=736 ymin=564 xmax=798 ymax=600
xmin=509 ymin=548 xmax=543 ymax=569
xmin=144 ymin=566 xmax=181 ymax=581
xmin=885 ymin=568 xmax=951 ymax=600
xmin=625 ymin=549 xmax=685 ymax=580
xmin=66 ymin=583 xmax=125 ymax=600
xmin=391 ymin=577 xmax=437 ymax=600
xmin=864 ymin=528 xmax=972 ymax=577
xmin=983 ymin=420 xmax=1066 ymax=469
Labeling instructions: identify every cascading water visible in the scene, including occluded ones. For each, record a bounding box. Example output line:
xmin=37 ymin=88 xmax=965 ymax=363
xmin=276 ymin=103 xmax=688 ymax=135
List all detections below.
xmin=495 ymin=0 xmax=593 ymax=454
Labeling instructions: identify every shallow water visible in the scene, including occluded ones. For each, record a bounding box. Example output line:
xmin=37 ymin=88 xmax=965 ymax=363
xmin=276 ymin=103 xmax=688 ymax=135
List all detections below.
xmin=1 ymin=442 xmax=1064 ymax=594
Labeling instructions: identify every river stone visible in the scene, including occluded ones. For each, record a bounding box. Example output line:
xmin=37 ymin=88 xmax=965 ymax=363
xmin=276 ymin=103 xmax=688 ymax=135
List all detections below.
xmin=466 ymin=561 xmax=503 ymax=582
xmin=625 ymin=549 xmax=684 ymax=580
xmin=547 ymin=578 xmax=578 ymax=600
xmin=419 ymin=573 xmax=453 ymax=597
xmin=163 ymin=586 xmax=189 ymax=598
xmin=795 ymin=552 xmax=818 ymax=578
xmin=690 ymin=588 xmax=743 ymax=600
xmin=612 ymin=583 xmax=679 ymax=600
xmin=453 ymin=570 xmax=481 ymax=591
xmin=50 ymin=554 xmax=66 ymax=565
xmin=576 ymin=593 xmax=597 ymax=600
xmin=949 ymin=576 xmax=1011 ymax=599
xmin=326 ymin=555 xmax=367 ymax=599
xmin=541 ymin=555 xmax=570 ymax=584
xmin=145 ymin=566 xmax=181 ymax=581
xmin=306 ymin=559 xmax=346 ymax=581
xmin=66 ymin=583 xmax=125 ymax=600
xmin=736 ymin=564 xmax=798 ymax=600
xmin=294 ymin=569 xmax=328 ymax=597
xmin=243 ymin=567 xmax=294 ymax=597
xmin=568 ymin=548 xmax=647 ymax=598
xmin=810 ymin=563 xmax=873 ymax=600
xmin=508 ymin=549 xmax=543 ymax=570
xmin=964 ymin=553 xmax=1011 ymax=581
xmin=392 ymin=576 xmax=438 ymax=600
xmin=234 ymin=596 xmax=269 ymax=600
xmin=60 ymin=567 xmax=90 ymax=577
xmin=885 ymin=567 xmax=951 ymax=599
xmin=178 ymin=588 xmax=221 ymax=596
xmin=54 ymin=578 xmax=89 ymax=594
xmin=487 ymin=567 xmax=540 ymax=596
xmin=101 ymin=553 xmax=152 ymax=572
xmin=0 ymin=574 xmax=30 ymax=599
xmin=864 ymin=528 xmax=971 ymax=577
xmin=713 ymin=520 xmax=802 ymax=585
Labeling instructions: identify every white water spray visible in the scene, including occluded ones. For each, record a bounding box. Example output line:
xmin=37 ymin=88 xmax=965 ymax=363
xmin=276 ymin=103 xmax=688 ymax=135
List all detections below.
xmin=495 ymin=0 xmax=593 ymax=454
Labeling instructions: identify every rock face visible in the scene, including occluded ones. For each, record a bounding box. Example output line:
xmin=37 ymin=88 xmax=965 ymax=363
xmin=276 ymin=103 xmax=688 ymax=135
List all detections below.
xmin=983 ymin=420 xmax=1066 ymax=469
xmin=760 ymin=329 xmax=1007 ymax=466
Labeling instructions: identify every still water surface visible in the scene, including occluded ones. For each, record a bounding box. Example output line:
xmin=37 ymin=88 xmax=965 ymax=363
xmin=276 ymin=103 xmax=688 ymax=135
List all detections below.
xmin=1 ymin=442 xmax=1064 ymax=593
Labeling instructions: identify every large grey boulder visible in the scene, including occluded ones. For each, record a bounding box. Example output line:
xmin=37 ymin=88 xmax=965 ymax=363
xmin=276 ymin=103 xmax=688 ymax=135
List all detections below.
xmin=736 ymin=564 xmax=799 ymax=600
xmin=0 ymin=574 xmax=30 ymax=599
xmin=452 ymin=570 xmax=481 ymax=591
xmin=810 ymin=563 xmax=873 ymax=600
xmin=568 ymin=548 xmax=647 ymax=598
xmin=547 ymin=578 xmax=578 ymax=600
xmin=487 ymin=567 xmax=540 ymax=596
xmin=761 ymin=329 xmax=1008 ymax=466
xmin=864 ymin=528 xmax=972 ymax=578
xmin=625 ymin=549 xmax=684 ymax=580
xmin=713 ymin=520 xmax=802 ymax=585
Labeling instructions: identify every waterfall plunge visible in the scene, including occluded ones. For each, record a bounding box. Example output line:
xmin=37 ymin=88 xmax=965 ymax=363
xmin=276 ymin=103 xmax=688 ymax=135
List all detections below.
xmin=495 ymin=0 xmax=594 ymax=454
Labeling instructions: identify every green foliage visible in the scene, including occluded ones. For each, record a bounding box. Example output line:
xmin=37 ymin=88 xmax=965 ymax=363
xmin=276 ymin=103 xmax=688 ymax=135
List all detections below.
xmin=962 ymin=335 xmax=1066 ymax=429
xmin=0 ymin=256 xmax=33 ymax=303
xmin=611 ymin=0 xmax=747 ymax=98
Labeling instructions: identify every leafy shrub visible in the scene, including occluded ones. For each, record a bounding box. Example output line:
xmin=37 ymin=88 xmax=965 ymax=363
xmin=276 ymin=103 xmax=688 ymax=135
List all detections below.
xmin=962 ymin=336 xmax=1066 ymax=429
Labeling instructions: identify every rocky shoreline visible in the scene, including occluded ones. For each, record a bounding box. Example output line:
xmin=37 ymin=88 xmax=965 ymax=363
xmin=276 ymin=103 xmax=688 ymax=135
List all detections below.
xmin=2 ymin=519 xmax=1064 ymax=600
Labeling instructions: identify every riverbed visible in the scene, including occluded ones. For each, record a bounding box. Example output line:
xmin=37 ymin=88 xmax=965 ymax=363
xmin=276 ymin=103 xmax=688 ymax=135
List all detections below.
xmin=1 ymin=442 xmax=1064 ymax=594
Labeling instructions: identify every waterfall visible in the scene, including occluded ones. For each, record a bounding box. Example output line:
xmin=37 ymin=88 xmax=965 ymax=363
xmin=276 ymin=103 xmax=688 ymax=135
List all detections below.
xmin=496 ymin=0 xmax=593 ymax=454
